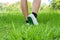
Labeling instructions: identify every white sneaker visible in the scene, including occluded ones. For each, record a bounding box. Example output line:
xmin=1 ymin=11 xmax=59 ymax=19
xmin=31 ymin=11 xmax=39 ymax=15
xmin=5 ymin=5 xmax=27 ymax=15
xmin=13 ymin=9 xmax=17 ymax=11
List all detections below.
xmin=28 ymin=14 xmax=38 ymax=25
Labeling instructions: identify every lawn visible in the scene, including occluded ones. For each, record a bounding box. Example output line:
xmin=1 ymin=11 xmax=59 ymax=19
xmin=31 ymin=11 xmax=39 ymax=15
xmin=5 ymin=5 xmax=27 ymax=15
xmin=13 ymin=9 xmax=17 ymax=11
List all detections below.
xmin=0 ymin=9 xmax=60 ymax=40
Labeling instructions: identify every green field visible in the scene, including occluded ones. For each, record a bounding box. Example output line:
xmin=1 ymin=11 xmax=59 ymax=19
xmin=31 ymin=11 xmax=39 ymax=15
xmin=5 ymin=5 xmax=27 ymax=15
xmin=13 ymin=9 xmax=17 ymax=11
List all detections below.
xmin=0 ymin=10 xmax=60 ymax=40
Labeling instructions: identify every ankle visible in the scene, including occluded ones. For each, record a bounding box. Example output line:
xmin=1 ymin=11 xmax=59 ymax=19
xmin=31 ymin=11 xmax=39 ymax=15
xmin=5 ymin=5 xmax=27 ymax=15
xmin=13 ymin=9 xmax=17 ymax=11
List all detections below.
xmin=32 ymin=12 xmax=37 ymax=18
xmin=26 ymin=20 xmax=29 ymax=23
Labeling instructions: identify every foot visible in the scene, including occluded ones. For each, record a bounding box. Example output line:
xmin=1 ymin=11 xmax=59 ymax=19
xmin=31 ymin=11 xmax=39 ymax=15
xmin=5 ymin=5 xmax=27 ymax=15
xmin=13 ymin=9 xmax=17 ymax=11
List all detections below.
xmin=28 ymin=14 xmax=38 ymax=25
xmin=26 ymin=20 xmax=29 ymax=25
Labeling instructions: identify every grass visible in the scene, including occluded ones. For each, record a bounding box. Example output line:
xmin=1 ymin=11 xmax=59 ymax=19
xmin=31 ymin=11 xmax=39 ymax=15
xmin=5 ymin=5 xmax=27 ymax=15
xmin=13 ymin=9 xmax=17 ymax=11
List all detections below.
xmin=0 ymin=10 xmax=60 ymax=40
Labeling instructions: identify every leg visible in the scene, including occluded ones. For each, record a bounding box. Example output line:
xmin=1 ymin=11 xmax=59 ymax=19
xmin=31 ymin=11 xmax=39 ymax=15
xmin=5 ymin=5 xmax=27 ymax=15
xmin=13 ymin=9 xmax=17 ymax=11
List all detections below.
xmin=27 ymin=0 xmax=41 ymax=25
xmin=21 ymin=0 xmax=28 ymax=20
xmin=32 ymin=0 xmax=41 ymax=14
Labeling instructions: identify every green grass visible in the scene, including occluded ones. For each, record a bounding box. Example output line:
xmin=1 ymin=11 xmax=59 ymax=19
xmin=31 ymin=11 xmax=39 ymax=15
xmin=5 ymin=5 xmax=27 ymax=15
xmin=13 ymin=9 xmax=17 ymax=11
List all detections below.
xmin=0 ymin=10 xmax=60 ymax=40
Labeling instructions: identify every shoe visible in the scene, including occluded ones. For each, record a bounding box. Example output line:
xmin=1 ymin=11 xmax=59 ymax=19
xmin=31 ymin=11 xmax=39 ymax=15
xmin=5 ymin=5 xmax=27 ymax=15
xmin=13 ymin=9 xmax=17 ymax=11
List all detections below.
xmin=28 ymin=14 xmax=38 ymax=25
xmin=26 ymin=23 xmax=29 ymax=25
